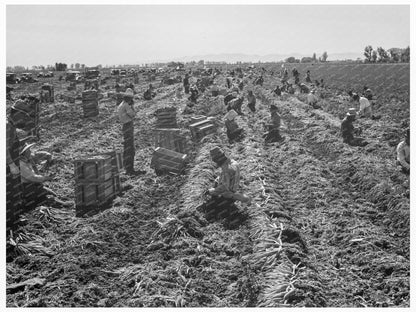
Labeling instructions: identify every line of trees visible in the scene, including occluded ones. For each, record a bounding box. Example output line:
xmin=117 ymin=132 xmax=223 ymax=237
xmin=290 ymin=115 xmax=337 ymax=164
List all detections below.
xmin=285 ymin=51 xmax=328 ymax=63
xmin=363 ymin=46 xmax=409 ymax=63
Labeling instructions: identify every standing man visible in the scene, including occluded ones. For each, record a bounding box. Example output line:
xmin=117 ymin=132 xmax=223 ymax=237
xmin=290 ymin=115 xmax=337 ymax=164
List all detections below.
xmin=7 ymin=100 xmax=31 ymax=229
xmin=117 ymin=88 xmax=145 ymax=175
xmin=183 ymin=73 xmax=190 ymax=94
xmin=246 ymin=90 xmax=256 ymax=113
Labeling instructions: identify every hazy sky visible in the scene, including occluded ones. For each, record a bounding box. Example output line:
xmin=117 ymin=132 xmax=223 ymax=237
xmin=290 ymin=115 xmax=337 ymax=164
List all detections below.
xmin=6 ymin=4 xmax=410 ymax=67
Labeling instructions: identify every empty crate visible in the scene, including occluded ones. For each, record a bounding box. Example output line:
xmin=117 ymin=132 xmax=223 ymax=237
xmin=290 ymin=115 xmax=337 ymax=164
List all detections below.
xmin=150 ymin=147 xmax=188 ymax=175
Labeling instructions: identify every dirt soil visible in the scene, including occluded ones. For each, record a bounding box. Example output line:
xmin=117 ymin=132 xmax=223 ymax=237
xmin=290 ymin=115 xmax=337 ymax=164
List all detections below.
xmin=5 ymin=66 xmax=409 ymax=307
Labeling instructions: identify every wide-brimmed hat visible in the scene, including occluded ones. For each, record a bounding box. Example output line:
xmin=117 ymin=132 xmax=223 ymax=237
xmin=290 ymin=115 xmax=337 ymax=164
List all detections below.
xmin=346 ymin=108 xmax=357 ymax=116
xmin=123 ymin=88 xmax=134 ymax=98
xmin=11 ymin=100 xmax=31 ymax=114
xmin=225 ymin=109 xmax=238 ymax=121
xmin=210 ymin=146 xmax=228 ymax=166
xmin=20 ymin=142 xmax=36 ymax=155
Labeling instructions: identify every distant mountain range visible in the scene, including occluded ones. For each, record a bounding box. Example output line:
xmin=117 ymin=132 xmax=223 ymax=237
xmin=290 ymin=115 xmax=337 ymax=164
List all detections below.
xmin=142 ymin=52 xmax=364 ymax=64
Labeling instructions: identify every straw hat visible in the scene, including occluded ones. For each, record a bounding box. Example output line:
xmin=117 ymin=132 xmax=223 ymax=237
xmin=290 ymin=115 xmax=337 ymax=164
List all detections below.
xmin=11 ymin=100 xmax=31 ymax=114
xmin=20 ymin=142 xmax=36 ymax=155
xmin=346 ymin=108 xmax=357 ymax=116
xmin=123 ymin=88 xmax=134 ymax=98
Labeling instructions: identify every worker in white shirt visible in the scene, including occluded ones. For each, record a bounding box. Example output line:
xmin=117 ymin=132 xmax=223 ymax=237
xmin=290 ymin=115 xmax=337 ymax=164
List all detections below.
xmin=356 ymin=94 xmax=372 ymax=118
xmin=396 ymin=128 xmax=410 ymax=174
xmin=307 ymin=90 xmax=320 ymax=109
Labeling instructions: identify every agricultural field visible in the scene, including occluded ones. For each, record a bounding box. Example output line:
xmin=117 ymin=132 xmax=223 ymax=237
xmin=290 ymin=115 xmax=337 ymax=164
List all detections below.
xmin=5 ymin=62 xmax=410 ymax=307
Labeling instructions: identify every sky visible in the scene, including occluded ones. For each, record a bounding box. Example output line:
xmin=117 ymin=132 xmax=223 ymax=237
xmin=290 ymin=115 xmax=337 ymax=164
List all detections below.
xmin=5 ymin=3 xmax=411 ymax=67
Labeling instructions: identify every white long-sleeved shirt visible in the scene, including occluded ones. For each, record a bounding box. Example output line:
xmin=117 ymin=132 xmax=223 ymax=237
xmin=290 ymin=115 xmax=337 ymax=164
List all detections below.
xmin=117 ymin=100 xmax=135 ymax=124
xmin=358 ymin=96 xmax=372 ymax=117
xmin=307 ymin=93 xmax=318 ymax=105
xmin=396 ymin=141 xmax=410 ymax=169
xmin=20 ymin=159 xmax=47 ymax=183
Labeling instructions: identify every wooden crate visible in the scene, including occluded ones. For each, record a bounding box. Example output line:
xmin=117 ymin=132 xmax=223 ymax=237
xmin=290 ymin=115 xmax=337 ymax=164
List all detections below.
xmin=189 ymin=119 xmax=217 ymax=140
xmin=75 ymin=175 xmax=120 ymax=217
xmin=155 ymin=108 xmax=178 ymax=128
xmin=74 ymin=155 xmax=113 ymax=183
xmin=150 ymin=147 xmax=187 ymax=175
xmin=153 ymin=128 xmax=188 ymax=154
xmin=91 ymin=150 xmax=123 ymax=174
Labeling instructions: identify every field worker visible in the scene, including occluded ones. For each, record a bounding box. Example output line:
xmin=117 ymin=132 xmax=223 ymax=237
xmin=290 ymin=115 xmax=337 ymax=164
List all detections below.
xmin=143 ymin=84 xmax=156 ymax=100
xmin=396 ymin=128 xmax=410 ymax=174
xmin=292 ymin=67 xmax=299 ymax=78
xmin=224 ymin=92 xmax=237 ymax=106
xmin=19 ymin=143 xmax=71 ymax=211
xmin=340 ymin=108 xmax=368 ymax=147
xmin=238 ymin=80 xmax=244 ymax=91
xmin=183 ymin=73 xmax=190 ymax=94
xmin=246 ymin=90 xmax=256 ymax=113
xmin=320 ymin=79 xmax=325 ymax=88
xmin=287 ymin=84 xmax=295 ymax=94
xmin=224 ymin=109 xmax=244 ymax=142
xmin=208 ymin=147 xmax=251 ymax=204
xmin=300 ymin=83 xmax=310 ymax=94
xmin=7 ymin=100 xmax=32 ymax=228
xmin=263 ymin=105 xmax=284 ymax=143
xmin=305 ymin=70 xmax=312 ymax=83
xmin=226 ymin=77 xmax=233 ymax=89
xmin=272 ymin=85 xmax=282 ymax=97
xmin=189 ymin=84 xmax=199 ymax=103
xmin=227 ymin=95 xmax=244 ymax=115
xmin=356 ymin=94 xmax=372 ymax=118
xmin=307 ymin=90 xmax=320 ymax=108
xmin=117 ymin=88 xmax=144 ymax=175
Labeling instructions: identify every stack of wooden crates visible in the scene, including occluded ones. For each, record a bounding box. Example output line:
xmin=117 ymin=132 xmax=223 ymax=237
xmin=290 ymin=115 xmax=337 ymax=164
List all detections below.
xmin=82 ymin=90 xmax=99 ymax=117
xmin=74 ymin=150 xmax=123 ymax=217
xmin=151 ymin=107 xmax=188 ymax=175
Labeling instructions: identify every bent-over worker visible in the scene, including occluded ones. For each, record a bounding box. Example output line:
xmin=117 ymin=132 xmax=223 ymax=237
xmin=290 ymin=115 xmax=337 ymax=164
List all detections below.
xmin=396 ymin=128 xmax=410 ymax=174
xmin=208 ymin=147 xmax=251 ymax=204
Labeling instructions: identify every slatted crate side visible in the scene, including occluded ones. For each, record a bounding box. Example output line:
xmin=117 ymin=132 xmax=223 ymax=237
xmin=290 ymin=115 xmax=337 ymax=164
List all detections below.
xmin=75 ymin=176 xmax=119 ymax=216
xmin=74 ymin=157 xmax=113 ymax=182
xmin=190 ymin=115 xmax=207 ymax=123
xmin=189 ymin=119 xmax=213 ymax=138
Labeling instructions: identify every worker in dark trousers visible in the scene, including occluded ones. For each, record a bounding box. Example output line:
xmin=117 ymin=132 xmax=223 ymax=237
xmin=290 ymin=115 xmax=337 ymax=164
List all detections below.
xmin=7 ymin=100 xmax=31 ymax=229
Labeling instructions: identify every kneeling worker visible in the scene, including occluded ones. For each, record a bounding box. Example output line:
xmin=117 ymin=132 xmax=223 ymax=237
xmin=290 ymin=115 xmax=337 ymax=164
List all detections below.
xmin=208 ymin=147 xmax=251 ymax=204
xmin=263 ymin=105 xmax=284 ymax=143
xmin=340 ymin=108 xmax=368 ymax=147
xmin=224 ymin=109 xmax=244 ymax=142
xmin=19 ymin=143 xmax=71 ymax=211
xmin=396 ymin=128 xmax=410 ymax=174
